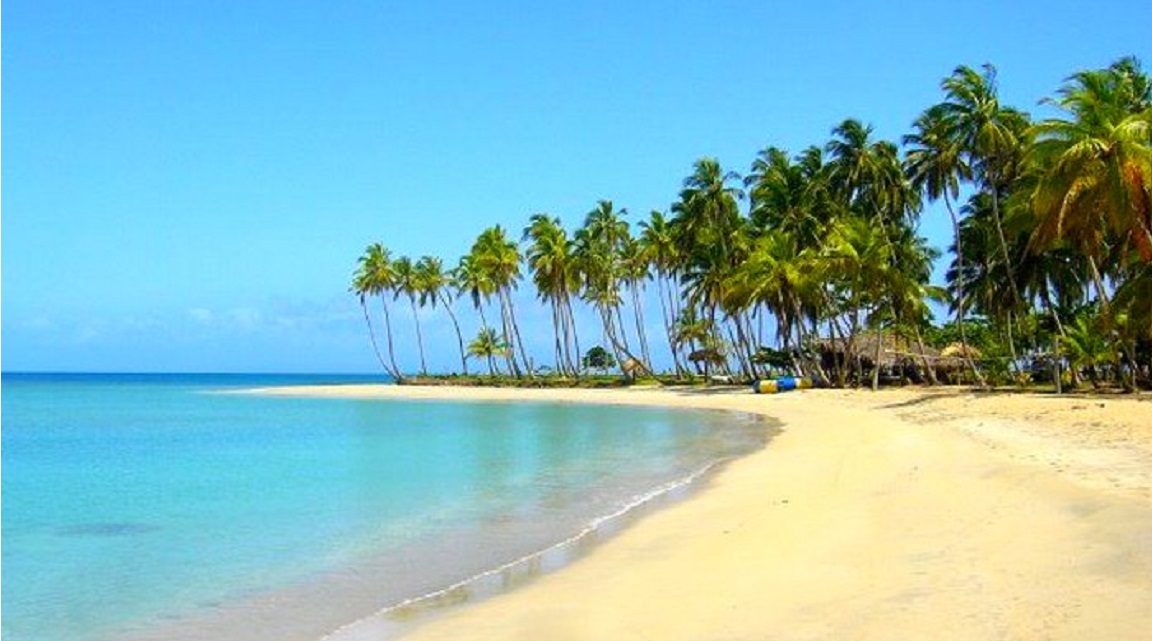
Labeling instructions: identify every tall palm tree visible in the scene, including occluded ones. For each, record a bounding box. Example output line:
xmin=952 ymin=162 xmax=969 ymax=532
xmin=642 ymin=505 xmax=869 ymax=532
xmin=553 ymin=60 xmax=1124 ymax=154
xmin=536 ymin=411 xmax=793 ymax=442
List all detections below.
xmin=905 ymin=104 xmax=985 ymax=385
xmin=351 ymin=243 xmax=403 ymax=381
xmin=620 ymin=236 xmax=653 ymax=370
xmin=638 ymin=210 xmax=688 ymax=376
xmin=392 ymin=256 xmax=427 ymax=376
xmin=820 ymin=215 xmax=894 ymax=387
xmin=453 ymin=252 xmax=495 ymax=334
xmin=524 ymin=214 xmax=581 ymax=375
xmin=575 ymin=200 xmax=648 ymax=371
xmin=947 ymin=192 xmax=1029 ymax=371
xmin=472 ymin=226 xmax=531 ymax=376
xmin=415 ymin=255 xmax=469 ymax=375
xmin=936 ymin=63 xmax=1032 ymax=364
xmin=1029 ymin=57 xmax=1152 ymax=390
xmin=351 ymin=254 xmax=389 ymax=376
xmin=671 ymin=159 xmax=747 ymax=373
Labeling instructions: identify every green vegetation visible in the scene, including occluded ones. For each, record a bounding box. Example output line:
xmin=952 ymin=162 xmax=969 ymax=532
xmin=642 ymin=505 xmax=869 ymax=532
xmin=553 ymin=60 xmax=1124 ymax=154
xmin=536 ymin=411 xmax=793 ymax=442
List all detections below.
xmin=353 ymin=58 xmax=1152 ymax=392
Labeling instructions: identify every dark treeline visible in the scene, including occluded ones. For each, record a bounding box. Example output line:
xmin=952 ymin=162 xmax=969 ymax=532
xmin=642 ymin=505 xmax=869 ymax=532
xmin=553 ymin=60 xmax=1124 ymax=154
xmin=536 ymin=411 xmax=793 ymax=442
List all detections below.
xmin=353 ymin=58 xmax=1152 ymax=391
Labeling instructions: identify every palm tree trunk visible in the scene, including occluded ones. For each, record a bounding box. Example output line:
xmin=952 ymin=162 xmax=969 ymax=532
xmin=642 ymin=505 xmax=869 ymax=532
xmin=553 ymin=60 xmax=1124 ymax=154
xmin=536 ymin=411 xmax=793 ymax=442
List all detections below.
xmin=912 ymin=325 xmax=939 ymax=385
xmin=871 ymin=323 xmax=883 ymax=391
xmin=504 ymin=291 xmax=533 ymax=376
xmin=1040 ymin=284 xmax=1064 ymax=394
xmin=657 ymin=273 xmax=685 ymax=377
xmin=497 ymin=291 xmax=522 ymax=377
xmin=564 ymin=295 xmax=582 ymax=377
xmin=409 ymin=298 xmax=428 ymax=376
xmin=1085 ymin=257 xmax=1136 ymax=390
xmin=359 ymin=298 xmax=389 ymax=375
xmin=630 ymin=283 xmax=653 ymax=371
xmin=379 ymin=296 xmax=403 ymax=383
xmin=550 ymin=301 xmax=565 ymax=375
xmin=988 ymin=183 xmax=1021 ymax=367
xmin=439 ymin=293 xmax=469 ymax=375
xmin=944 ymin=192 xmax=987 ymax=388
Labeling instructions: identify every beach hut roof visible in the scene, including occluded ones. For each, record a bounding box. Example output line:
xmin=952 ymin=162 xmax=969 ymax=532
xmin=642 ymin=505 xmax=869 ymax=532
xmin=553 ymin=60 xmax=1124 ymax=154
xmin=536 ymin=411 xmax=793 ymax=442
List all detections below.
xmin=815 ymin=332 xmax=939 ymax=366
xmin=940 ymin=342 xmax=981 ymax=358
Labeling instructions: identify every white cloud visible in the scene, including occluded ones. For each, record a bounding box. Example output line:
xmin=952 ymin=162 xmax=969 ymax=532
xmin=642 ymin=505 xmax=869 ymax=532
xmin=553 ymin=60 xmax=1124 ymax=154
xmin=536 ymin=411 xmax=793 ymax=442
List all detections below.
xmin=188 ymin=308 xmax=215 ymax=324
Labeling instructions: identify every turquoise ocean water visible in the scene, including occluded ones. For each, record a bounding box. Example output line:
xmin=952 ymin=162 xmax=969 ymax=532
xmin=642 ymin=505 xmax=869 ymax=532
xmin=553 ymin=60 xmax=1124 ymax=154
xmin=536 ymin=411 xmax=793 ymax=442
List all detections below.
xmin=1 ymin=373 xmax=766 ymax=641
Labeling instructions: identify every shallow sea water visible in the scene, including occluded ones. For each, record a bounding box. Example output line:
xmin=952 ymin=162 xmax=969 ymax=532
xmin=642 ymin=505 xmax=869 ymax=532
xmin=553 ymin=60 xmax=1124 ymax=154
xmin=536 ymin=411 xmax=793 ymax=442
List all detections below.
xmin=1 ymin=373 xmax=767 ymax=641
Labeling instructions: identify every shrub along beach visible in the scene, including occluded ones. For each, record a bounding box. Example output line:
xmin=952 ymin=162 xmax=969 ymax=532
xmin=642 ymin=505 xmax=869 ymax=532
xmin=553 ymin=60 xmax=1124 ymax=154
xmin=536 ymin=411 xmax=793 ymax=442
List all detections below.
xmin=352 ymin=58 xmax=1152 ymax=393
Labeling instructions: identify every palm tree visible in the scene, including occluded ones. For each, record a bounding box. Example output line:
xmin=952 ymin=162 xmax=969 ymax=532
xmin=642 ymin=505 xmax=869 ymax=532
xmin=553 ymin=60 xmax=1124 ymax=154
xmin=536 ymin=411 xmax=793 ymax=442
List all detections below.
xmin=904 ymin=104 xmax=985 ymax=385
xmin=1030 ymin=57 xmax=1152 ymax=267
xmin=524 ymin=214 xmax=581 ymax=376
xmin=619 ymin=236 xmax=653 ymax=371
xmin=638 ymin=210 xmax=687 ymax=376
xmin=467 ymin=327 xmax=509 ymax=377
xmin=471 ymin=226 xmax=531 ymax=376
xmin=351 ymin=243 xmax=404 ymax=382
xmin=671 ymin=159 xmax=747 ymax=374
xmin=415 ymin=255 xmax=468 ymax=375
xmin=935 ymin=63 xmax=1032 ymax=364
xmin=574 ymin=201 xmax=631 ymax=369
xmin=746 ymin=145 xmax=828 ymax=245
xmin=947 ymin=192 xmax=1030 ymax=377
xmin=453 ymin=252 xmax=495 ymax=334
xmin=392 ymin=256 xmax=427 ymax=376
xmin=727 ymin=229 xmax=813 ymax=355
xmin=351 ymin=255 xmax=389 ymax=376
xmin=1028 ymin=58 xmax=1152 ymax=390
xmin=820 ymin=215 xmax=894 ymax=387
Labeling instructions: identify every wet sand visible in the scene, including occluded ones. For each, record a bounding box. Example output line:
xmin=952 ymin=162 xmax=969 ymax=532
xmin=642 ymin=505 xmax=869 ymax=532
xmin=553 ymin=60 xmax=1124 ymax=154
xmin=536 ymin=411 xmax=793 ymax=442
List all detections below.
xmin=259 ymin=384 xmax=1152 ymax=641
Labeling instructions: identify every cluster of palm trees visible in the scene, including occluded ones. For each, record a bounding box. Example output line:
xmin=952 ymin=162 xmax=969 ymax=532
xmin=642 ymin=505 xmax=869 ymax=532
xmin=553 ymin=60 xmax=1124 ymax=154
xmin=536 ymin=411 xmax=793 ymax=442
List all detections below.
xmin=353 ymin=57 xmax=1151 ymax=389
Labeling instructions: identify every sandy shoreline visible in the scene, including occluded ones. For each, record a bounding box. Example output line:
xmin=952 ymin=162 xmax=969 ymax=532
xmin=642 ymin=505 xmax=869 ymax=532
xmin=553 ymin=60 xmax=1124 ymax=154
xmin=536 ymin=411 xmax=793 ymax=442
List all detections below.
xmin=258 ymin=384 xmax=1152 ymax=640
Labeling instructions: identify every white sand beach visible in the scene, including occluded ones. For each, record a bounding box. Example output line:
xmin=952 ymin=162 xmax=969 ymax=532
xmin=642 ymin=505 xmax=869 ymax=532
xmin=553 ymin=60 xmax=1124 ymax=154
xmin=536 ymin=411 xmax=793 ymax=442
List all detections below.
xmin=259 ymin=384 xmax=1152 ymax=641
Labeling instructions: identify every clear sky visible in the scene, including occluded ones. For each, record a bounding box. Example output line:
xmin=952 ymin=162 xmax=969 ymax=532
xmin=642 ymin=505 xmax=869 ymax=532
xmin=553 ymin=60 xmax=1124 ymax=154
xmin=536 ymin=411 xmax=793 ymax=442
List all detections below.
xmin=4 ymin=0 xmax=1150 ymax=373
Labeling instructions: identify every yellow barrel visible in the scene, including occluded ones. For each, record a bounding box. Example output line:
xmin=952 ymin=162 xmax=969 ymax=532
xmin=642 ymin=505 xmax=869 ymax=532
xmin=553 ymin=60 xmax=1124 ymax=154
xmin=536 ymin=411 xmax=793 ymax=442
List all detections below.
xmin=754 ymin=379 xmax=780 ymax=394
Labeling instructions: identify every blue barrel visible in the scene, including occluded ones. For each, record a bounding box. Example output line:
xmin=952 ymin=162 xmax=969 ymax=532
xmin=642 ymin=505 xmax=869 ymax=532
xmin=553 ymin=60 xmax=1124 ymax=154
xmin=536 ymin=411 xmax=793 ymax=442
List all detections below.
xmin=776 ymin=376 xmax=799 ymax=391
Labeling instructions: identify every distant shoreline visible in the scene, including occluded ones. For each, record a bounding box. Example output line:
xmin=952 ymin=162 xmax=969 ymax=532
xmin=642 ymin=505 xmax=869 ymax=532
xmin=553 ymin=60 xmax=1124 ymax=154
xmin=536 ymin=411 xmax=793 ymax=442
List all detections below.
xmin=256 ymin=384 xmax=1152 ymax=641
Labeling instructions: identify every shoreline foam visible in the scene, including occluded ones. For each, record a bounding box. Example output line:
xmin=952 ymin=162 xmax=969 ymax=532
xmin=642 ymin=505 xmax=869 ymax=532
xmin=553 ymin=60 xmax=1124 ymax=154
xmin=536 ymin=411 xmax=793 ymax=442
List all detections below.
xmin=261 ymin=384 xmax=1152 ymax=641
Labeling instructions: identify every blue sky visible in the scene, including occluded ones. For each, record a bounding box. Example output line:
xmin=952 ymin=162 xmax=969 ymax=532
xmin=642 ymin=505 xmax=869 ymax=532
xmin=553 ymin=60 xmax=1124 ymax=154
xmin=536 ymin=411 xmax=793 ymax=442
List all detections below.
xmin=4 ymin=0 xmax=1150 ymax=373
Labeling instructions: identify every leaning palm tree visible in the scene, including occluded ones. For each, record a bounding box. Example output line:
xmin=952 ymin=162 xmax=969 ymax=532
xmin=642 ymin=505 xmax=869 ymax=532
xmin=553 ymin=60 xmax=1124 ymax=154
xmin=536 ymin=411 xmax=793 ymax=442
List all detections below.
xmin=524 ymin=213 xmax=581 ymax=376
xmin=471 ymin=226 xmax=531 ymax=376
xmin=1029 ymin=57 xmax=1152 ymax=391
xmin=638 ymin=210 xmax=687 ymax=376
xmin=453 ymin=252 xmax=495 ymax=334
xmin=392 ymin=256 xmax=428 ymax=376
xmin=415 ymin=255 xmax=469 ymax=375
xmin=575 ymin=200 xmax=654 ymax=373
xmin=351 ymin=256 xmax=389 ymax=375
xmin=351 ymin=243 xmax=404 ymax=382
xmin=619 ymin=236 xmax=653 ymax=371
xmin=935 ymin=63 xmax=1032 ymax=364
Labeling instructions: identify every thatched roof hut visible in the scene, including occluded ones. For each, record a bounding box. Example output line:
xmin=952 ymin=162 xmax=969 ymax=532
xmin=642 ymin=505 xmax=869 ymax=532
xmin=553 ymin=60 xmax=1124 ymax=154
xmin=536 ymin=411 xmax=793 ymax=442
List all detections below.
xmin=817 ymin=332 xmax=937 ymax=368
